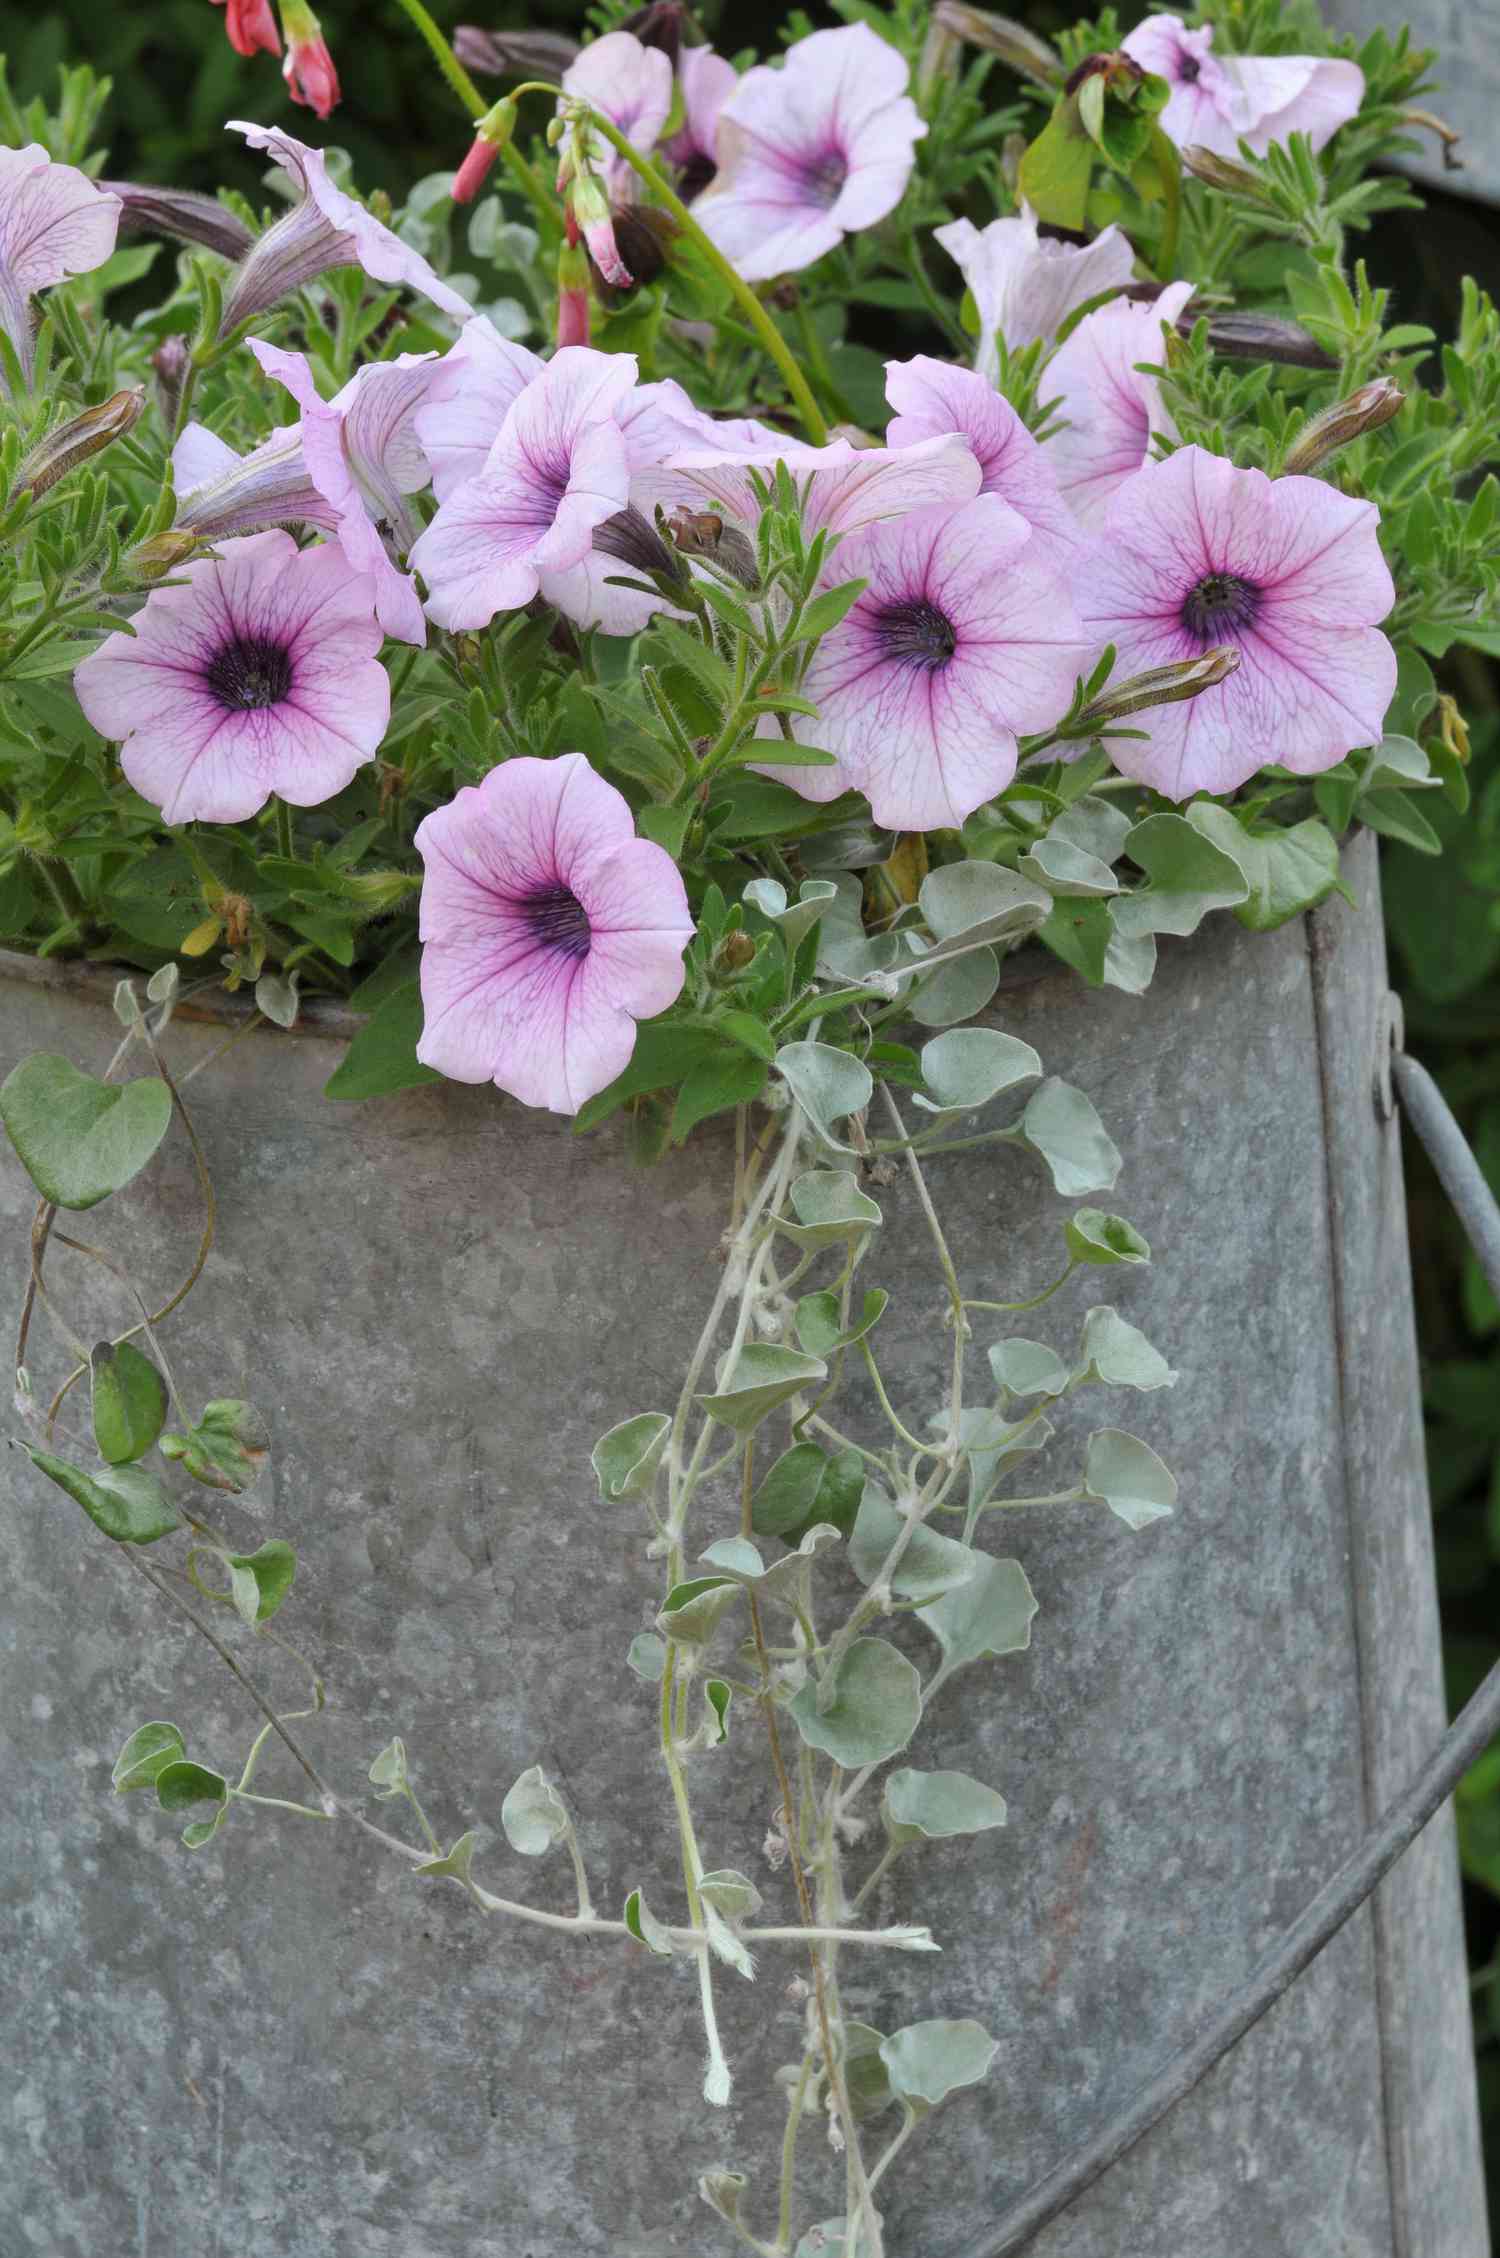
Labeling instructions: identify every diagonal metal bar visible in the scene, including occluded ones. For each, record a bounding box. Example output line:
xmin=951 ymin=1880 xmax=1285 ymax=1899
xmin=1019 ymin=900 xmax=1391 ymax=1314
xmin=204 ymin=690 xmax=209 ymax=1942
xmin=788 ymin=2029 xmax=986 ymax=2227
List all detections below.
xmin=940 ymin=1036 xmax=1500 ymax=2258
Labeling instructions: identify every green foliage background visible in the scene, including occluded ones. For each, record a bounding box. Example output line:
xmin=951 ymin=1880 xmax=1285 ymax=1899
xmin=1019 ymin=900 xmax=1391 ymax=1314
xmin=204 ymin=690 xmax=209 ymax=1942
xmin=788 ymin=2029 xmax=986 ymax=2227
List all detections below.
xmin=13 ymin=0 xmax=1500 ymax=2213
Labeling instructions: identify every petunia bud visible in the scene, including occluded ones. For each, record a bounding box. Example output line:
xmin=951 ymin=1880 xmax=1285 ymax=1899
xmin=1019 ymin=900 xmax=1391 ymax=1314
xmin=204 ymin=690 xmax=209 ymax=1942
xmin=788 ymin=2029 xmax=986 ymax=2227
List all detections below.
xmin=1181 ymin=308 xmax=1335 ymax=372
xmin=151 ymin=335 xmax=190 ymax=428
xmin=17 ymin=389 xmax=143 ymax=498
xmin=710 ymin=930 xmax=757 ymax=981
xmin=933 ymin=0 xmax=1064 ymax=86
xmin=1281 ymin=379 xmax=1405 ymax=475
xmin=1078 ymin=646 xmax=1240 ymax=728
xmin=280 ymin=0 xmax=341 ymax=119
xmin=620 ymin=0 xmax=694 ymax=67
xmin=593 ymin=505 xmax=689 ymax=589
xmin=216 ymin=0 xmax=281 ymax=59
xmin=667 ymin=508 xmax=759 ymax=589
xmin=101 ymin=183 xmax=255 ymax=261
xmin=568 ymin=172 xmax=633 ymax=288
xmin=453 ymin=26 xmax=582 ymax=79
xmin=557 ymin=239 xmax=591 ymax=348
xmin=452 ymin=96 xmax=517 ymax=205
xmin=126 ymin=529 xmax=201 ymax=583
xmin=917 ymin=16 xmax=963 ymax=101
xmin=1179 ymin=145 xmax=1274 ymax=202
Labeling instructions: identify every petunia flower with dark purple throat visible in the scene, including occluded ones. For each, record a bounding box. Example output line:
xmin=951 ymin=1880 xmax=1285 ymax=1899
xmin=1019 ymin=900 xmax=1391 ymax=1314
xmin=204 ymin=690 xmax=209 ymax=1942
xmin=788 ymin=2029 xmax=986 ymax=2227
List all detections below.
xmin=1120 ymin=14 xmax=1363 ymax=160
xmin=73 ymin=529 xmax=389 ymax=825
xmin=694 ymin=24 xmax=925 ymax=282
xmin=408 ymin=347 xmax=638 ymax=632
xmin=660 ymin=45 xmax=739 ymax=202
xmin=0 ymin=145 xmax=120 ymax=389
xmin=756 ymin=493 xmax=1088 ymax=831
xmin=219 ymin=123 xmax=474 ymax=338
xmin=414 ymin=753 xmax=694 ymax=1114
xmin=1076 ymin=444 xmax=1397 ymax=799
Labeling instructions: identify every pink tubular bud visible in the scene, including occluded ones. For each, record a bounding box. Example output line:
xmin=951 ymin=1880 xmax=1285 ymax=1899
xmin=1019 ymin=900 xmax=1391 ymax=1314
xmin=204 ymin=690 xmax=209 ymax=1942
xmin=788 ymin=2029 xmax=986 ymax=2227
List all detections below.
xmin=557 ymin=240 xmax=591 ymax=347
xmin=280 ymin=0 xmax=340 ymax=118
xmin=452 ymin=98 xmax=517 ymax=204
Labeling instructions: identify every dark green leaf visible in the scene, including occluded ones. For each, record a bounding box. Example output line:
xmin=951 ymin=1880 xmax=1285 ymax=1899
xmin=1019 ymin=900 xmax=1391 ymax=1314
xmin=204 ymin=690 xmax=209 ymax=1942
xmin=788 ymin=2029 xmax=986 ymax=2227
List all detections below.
xmin=90 ymin=1340 xmax=168 ymax=1465
xmin=21 ymin=1446 xmax=178 ymax=1543
xmin=323 ymin=985 xmax=441 ymax=1101
xmin=0 ymin=1054 xmax=172 ymax=1209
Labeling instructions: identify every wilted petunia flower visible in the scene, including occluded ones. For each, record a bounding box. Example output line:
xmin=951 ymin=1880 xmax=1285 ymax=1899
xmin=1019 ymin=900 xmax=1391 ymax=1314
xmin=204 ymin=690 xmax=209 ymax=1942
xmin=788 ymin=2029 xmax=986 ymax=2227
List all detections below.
xmin=934 ymin=206 xmax=1135 ymax=384
xmin=1041 ymin=283 xmax=1194 ymax=528
xmin=219 ymin=123 xmax=474 ymax=336
xmin=1077 ymin=445 xmax=1396 ymax=799
xmin=0 ymin=145 xmax=120 ymax=387
xmin=414 ymin=752 xmax=694 ymax=1114
xmin=250 ymin=339 xmax=439 ymax=645
xmin=73 ymin=530 xmax=390 ymax=824
xmin=212 ymin=0 xmax=280 ymax=59
xmin=660 ymin=45 xmax=739 ymax=201
xmin=695 ymin=24 xmax=925 ymax=282
xmin=409 ymin=347 xmax=639 ymax=630
xmin=101 ymin=181 xmax=255 ymax=261
xmin=171 ymin=419 xmax=336 ymax=542
xmin=884 ymin=355 xmax=1080 ymax=568
xmin=757 ymin=494 xmax=1088 ymax=830
xmin=1120 ymin=15 xmax=1364 ymax=159
xmin=560 ymin=31 xmax=675 ymax=201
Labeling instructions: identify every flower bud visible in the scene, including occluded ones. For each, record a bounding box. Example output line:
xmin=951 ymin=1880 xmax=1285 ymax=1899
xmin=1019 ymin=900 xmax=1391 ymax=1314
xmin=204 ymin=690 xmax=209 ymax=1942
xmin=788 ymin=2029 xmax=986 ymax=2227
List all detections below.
xmin=101 ymin=182 xmax=255 ymax=261
xmin=1078 ymin=646 xmax=1240 ymax=728
xmin=667 ymin=508 xmax=759 ymax=589
xmin=1281 ymin=379 xmax=1405 ymax=476
xmin=17 ymin=389 xmax=144 ymax=498
xmin=126 ymin=529 xmax=201 ymax=583
xmin=593 ymin=505 xmax=689 ymax=589
xmin=917 ymin=17 xmax=962 ymax=102
xmin=620 ymin=0 xmax=694 ymax=67
xmin=1182 ymin=309 xmax=1335 ymax=371
xmin=557 ymin=239 xmax=591 ymax=348
xmin=452 ymin=97 xmax=517 ymax=207
xmin=710 ymin=930 xmax=757 ymax=980
xmin=933 ymin=0 xmax=1063 ymax=86
xmin=1179 ymin=145 xmax=1274 ymax=202
xmin=453 ymin=26 xmax=582 ymax=79
xmin=151 ymin=335 xmax=190 ymax=428
xmin=280 ymin=0 xmax=340 ymax=119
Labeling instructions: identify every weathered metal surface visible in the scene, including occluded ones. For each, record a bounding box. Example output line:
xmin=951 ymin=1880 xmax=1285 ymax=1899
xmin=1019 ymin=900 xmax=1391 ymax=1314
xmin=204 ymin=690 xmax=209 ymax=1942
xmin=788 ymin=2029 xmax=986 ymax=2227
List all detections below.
xmin=0 ymin=830 xmax=1485 ymax=2257
xmin=1324 ymin=0 xmax=1500 ymax=201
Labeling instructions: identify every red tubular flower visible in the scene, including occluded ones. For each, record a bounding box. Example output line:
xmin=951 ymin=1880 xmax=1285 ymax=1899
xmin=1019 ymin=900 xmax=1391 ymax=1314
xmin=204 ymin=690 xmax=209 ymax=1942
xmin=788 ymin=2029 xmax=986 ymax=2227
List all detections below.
xmin=556 ymin=236 xmax=591 ymax=347
xmin=280 ymin=0 xmax=340 ymax=118
xmin=214 ymin=0 xmax=281 ymax=58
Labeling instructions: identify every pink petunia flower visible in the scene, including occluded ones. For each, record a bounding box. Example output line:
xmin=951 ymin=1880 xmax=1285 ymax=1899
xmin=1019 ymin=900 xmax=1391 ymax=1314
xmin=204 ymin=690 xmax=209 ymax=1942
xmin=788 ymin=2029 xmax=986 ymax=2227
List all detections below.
xmin=695 ymin=24 xmax=925 ymax=282
xmin=171 ymin=419 xmax=337 ymax=541
xmin=280 ymin=0 xmax=341 ymax=119
xmin=934 ymin=207 xmax=1135 ymax=385
xmin=409 ymin=347 xmax=638 ymax=630
xmin=73 ymin=529 xmax=389 ymax=824
xmin=213 ymin=0 xmax=280 ymax=59
xmin=414 ymin=752 xmax=694 ymax=1114
xmin=414 ymin=318 xmax=545 ymax=503
xmin=560 ymin=31 xmax=675 ymax=201
xmin=757 ymin=494 xmax=1088 ymax=830
xmin=250 ymin=340 xmax=438 ymax=644
xmin=1120 ymin=15 xmax=1364 ymax=160
xmin=1041 ymin=282 xmax=1195 ymax=529
xmin=885 ymin=355 xmax=1080 ymax=569
xmin=660 ymin=45 xmax=739 ymax=201
xmin=220 ymin=123 xmax=473 ymax=336
xmin=0 ymin=145 xmax=120 ymax=387
xmin=1076 ymin=445 xmax=1397 ymax=799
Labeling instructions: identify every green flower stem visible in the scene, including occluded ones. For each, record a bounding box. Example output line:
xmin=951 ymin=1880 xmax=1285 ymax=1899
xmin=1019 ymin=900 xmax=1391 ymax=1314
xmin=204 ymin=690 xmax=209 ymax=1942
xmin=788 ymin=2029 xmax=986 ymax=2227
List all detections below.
xmin=777 ymin=2050 xmax=817 ymax=2251
xmin=387 ymin=0 xmax=487 ymax=115
xmin=583 ymin=112 xmax=829 ymax=446
xmin=275 ymin=796 xmax=295 ymax=863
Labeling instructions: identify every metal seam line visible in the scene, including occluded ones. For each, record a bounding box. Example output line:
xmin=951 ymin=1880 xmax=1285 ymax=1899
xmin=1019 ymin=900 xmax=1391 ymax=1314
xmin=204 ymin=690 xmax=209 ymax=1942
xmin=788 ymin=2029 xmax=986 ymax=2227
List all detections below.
xmin=939 ymin=1038 xmax=1500 ymax=2258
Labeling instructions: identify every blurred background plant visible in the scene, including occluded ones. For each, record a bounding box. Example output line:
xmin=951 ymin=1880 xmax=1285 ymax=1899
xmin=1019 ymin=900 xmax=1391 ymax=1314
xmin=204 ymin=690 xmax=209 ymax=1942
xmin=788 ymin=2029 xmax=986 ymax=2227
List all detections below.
xmin=10 ymin=0 xmax=1500 ymax=2210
